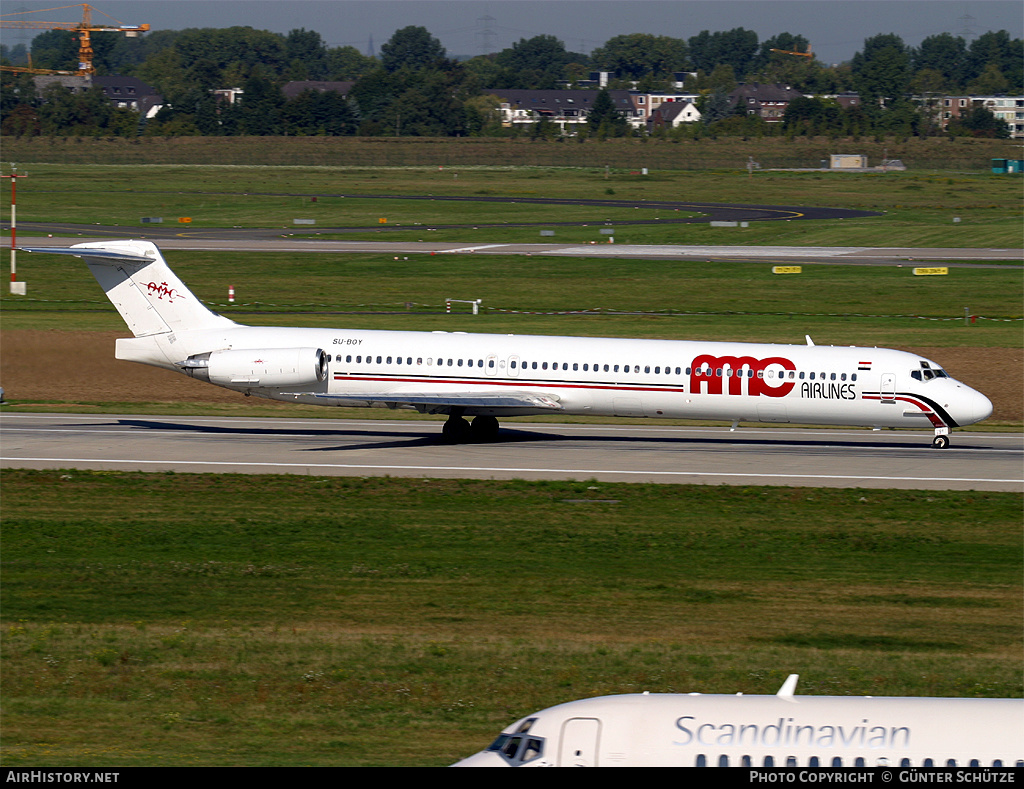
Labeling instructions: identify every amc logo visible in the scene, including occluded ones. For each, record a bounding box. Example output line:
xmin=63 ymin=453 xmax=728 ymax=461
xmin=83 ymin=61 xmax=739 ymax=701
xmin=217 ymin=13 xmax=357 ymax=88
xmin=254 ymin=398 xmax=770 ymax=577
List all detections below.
xmin=690 ymin=354 xmax=796 ymax=398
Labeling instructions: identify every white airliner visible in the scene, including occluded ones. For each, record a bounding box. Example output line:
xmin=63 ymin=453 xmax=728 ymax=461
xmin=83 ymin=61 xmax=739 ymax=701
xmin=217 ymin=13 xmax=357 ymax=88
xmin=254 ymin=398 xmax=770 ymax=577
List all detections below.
xmin=452 ymin=675 xmax=1024 ymax=767
xmin=24 ymin=240 xmax=992 ymax=447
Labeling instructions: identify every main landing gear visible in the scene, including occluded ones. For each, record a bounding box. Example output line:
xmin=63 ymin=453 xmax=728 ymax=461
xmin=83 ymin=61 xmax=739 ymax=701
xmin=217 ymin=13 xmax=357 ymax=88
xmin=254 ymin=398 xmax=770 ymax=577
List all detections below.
xmin=441 ymin=413 xmax=500 ymax=444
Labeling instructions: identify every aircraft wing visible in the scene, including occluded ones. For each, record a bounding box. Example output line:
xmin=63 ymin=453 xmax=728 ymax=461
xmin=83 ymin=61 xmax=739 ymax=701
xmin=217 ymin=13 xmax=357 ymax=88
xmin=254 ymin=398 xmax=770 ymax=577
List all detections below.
xmin=285 ymin=390 xmax=563 ymax=412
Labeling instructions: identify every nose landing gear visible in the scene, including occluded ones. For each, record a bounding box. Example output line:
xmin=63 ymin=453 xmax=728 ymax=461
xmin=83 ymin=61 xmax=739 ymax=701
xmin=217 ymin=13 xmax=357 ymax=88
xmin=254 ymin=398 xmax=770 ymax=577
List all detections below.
xmin=931 ymin=428 xmax=950 ymax=449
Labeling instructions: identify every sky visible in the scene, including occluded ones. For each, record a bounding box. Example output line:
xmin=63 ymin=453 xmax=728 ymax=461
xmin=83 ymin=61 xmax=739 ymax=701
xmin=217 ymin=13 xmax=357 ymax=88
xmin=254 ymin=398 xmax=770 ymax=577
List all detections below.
xmin=2 ymin=1 xmax=1022 ymax=66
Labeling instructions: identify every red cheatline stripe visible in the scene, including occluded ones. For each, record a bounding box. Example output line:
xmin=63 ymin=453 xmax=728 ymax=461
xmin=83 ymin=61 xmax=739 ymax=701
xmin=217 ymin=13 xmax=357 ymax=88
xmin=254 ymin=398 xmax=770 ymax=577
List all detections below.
xmin=333 ymin=374 xmax=687 ymax=394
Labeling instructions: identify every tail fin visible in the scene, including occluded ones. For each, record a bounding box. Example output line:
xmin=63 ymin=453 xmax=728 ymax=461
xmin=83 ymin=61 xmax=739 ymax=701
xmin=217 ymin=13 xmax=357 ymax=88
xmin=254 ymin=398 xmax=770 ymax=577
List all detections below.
xmin=22 ymin=240 xmax=236 ymax=337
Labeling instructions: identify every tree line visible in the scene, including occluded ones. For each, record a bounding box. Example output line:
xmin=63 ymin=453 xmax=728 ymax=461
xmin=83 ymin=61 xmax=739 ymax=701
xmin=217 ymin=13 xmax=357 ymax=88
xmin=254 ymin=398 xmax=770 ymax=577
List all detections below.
xmin=2 ymin=24 xmax=1020 ymax=139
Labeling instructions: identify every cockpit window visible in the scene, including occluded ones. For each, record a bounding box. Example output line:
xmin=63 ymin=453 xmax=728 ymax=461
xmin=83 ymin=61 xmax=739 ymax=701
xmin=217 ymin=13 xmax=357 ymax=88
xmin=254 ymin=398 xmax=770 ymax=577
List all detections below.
xmin=485 ymin=723 xmax=545 ymax=765
xmin=912 ymin=361 xmax=949 ymax=382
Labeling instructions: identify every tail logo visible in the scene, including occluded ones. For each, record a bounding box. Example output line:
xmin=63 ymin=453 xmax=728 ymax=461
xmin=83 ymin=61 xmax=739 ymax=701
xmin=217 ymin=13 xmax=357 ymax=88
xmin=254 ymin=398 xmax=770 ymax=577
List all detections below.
xmin=146 ymin=281 xmax=185 ymax=301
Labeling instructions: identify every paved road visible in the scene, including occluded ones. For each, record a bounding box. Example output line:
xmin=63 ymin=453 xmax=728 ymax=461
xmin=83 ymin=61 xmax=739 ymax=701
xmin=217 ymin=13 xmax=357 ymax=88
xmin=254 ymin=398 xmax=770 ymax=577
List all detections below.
xmin=2 ymin=412 xmax=1020 ymax=491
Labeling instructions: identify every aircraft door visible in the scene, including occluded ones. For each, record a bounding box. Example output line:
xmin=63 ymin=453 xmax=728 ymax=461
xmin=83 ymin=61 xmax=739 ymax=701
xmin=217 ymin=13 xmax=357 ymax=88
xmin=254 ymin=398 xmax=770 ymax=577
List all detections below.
xmin=880 ymin=373 xmax=896 ymax=402
xmin=558 ymin=717 xmax=600 ymax=766
xmin=485 ymin=353 xmax=498 ymax=377
xmin=507 ymin=354 xmax=521 ymax=378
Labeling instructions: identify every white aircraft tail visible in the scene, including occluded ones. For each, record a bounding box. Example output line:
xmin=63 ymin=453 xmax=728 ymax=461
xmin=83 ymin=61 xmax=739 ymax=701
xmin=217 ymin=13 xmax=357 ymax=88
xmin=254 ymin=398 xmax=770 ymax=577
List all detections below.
xmin=23 ymin=240 xmax=236 ymax=338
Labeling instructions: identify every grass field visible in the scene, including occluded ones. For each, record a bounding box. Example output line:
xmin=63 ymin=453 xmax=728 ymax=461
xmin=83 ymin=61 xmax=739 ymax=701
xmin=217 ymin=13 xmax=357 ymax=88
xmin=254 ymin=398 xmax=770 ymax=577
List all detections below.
xmin=3 ymin=134 xmax=1021 ymax=171
xmin=1 ymin=471 xmax=1020 ymax=766
xmin=3 ymin=162 xmax=1022 ymax=248
xmin=0 ymin=158 xmax=1021 ymax=767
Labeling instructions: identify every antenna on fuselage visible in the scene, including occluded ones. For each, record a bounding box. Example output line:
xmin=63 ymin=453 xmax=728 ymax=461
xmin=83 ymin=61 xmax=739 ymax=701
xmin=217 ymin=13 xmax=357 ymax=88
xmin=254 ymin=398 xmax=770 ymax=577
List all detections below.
xmin=776 ymin=674 xmax=799 ymax=699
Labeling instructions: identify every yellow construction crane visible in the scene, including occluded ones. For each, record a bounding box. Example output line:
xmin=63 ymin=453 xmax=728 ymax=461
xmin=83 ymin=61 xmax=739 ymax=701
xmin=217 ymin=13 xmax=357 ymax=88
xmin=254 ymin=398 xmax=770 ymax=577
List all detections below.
xmin=1 ymin=3 xmax=149 ymax=76
xmin=770 ymin=45 xmax=813 ymax=59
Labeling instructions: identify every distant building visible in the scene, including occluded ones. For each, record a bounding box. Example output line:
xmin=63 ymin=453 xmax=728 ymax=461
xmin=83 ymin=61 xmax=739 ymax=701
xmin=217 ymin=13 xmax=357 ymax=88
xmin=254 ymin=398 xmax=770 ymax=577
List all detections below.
xmin=33 ymin=74 xmax=163 ymax=118
xmin=281 ymin=81 xmax=355 ymax=101
xmin=730 ymin=83 xmax=805 ymax=122
xmin=646 ymin=100 xmax=702 ymax=131
xmin=930 ymin=95 xmax=1024 ymax=138
xmin=489 ymin=88 xmax=640 ymax=133
xmin=212 ymin=88 xmax=244 ymax=105
xmin=968 ymin=95 xmax=1024 ymax=138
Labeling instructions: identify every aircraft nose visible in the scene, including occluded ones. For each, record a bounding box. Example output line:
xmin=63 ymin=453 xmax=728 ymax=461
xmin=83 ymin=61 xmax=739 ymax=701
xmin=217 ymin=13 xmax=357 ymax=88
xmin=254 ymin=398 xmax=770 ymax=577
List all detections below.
xmin=972 ymin=390 xmax=994 ymax=423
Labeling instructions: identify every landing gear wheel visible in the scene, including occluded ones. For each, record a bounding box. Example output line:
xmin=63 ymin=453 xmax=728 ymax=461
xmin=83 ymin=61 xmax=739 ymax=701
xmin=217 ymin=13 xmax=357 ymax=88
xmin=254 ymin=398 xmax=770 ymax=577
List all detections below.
xmin=931 ymin=434 xmax=950 ymax=449
xmin=441 ymin=416 xmax=472 ymax=444
xmin=470 ymin=415 xmax=500 ymax=442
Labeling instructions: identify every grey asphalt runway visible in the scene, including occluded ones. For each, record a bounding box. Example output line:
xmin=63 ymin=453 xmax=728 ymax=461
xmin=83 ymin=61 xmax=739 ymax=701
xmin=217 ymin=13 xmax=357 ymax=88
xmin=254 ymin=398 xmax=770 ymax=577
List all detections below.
xmin=17 ymin=234 xmax=1021 ymax=265
xmin=2 ymin=412 xmax=1021 ymax=491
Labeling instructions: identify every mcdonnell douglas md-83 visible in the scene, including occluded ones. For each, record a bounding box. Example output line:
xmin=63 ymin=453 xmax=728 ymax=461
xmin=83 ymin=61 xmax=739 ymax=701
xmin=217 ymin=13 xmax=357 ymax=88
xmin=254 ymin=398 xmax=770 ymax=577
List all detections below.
xmin=25 ymin=240 xmax=993 ymax=447
xmin=452 ymin=675 xmax=1024 ymax=767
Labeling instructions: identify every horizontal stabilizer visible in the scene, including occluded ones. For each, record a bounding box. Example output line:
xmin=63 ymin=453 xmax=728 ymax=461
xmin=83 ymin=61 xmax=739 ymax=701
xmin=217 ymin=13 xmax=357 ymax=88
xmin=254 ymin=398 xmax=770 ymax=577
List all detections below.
xmin=22 ymin=247 xmax=155 ymax=264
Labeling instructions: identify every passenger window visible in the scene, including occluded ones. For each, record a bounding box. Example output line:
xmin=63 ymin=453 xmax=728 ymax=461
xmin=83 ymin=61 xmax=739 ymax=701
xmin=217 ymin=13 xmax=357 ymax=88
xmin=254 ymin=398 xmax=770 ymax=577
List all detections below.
xmin=376 ymin=356 xmax=382 ymax=364
xmin=851 ymin=374 xmax=857 ymax=381
xmin=448 ymin=359 xmax=454 ymax=366
xmin=832 ymin=757 xmax=843 ymax=767
xmin=488 ymin=360 xmax=495 ymax=368
xmin=763 ymin=756 xmax=774 ymax=767
xmin=830 ymin=373 xmax=836 ymax=381
xmin=718 ymin=755 xmax=729 ymax=767
xmin=695 ymin=755 xmax=706 ymax=767
xmin=741 ymin=756 xmax=752 ymax=767
xmin=809 ymin=757 xmax=820 ymax=767
xmin=346 ymin=355 xmax=352 ymax=363
xmin=787 ymin=757 xmax=797 ymax=767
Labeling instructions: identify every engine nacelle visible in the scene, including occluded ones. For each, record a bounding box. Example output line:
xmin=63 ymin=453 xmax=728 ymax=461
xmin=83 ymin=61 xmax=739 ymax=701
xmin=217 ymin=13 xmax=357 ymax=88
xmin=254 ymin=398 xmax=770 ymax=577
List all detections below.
xmin=179 ymin=348 xmax=328 ymax=388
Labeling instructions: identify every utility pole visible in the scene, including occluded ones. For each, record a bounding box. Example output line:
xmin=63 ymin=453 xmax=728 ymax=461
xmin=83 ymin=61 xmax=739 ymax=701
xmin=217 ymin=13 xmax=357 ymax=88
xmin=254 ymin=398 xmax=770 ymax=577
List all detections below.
xmin=2 ymin=164 xmax=27 ymax=294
